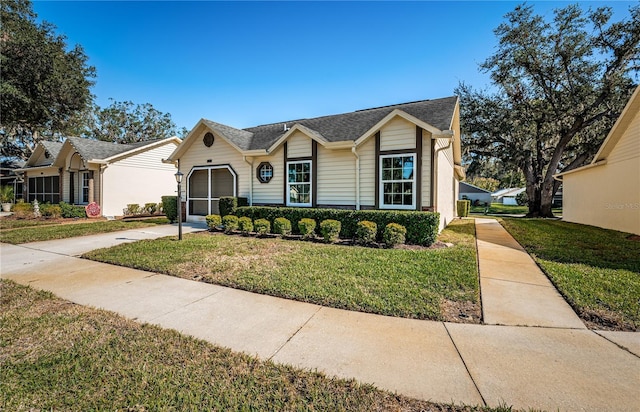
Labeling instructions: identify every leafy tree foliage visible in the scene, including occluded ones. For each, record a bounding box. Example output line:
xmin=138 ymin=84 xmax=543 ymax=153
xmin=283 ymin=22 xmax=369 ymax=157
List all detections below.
xmin=85 ymin=99 xmax=187 ymax=143
xmin=0 ymin=0 xmax=95 ymax=159
xmin=465 ymin=176 xmax=500 ymax=193
xmin=457 ymin=3 xmax=639 ymax=217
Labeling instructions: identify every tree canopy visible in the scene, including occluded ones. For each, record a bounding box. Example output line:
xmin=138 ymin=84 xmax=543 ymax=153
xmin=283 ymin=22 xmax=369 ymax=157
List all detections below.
xmin=0 ymin=0 xmax=96 ymax=160
xmin=85 ymin=99 xmax=187 ymax=144
xmin=457 ymin=3 xmax=639 ymax=217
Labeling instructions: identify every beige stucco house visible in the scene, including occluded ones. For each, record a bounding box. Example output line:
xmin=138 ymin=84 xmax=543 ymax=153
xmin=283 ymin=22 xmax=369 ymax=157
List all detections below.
xmin=556 ymin=86 xmax=640 ymax=235
xmin=18 ymin=137 xmax=181 ymax=217
xmin=165 ymin=97 xmax=465 ymax=230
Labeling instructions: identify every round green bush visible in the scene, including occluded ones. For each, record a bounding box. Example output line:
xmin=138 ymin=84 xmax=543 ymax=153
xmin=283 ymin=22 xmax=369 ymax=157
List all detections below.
xmin=298 ymin=218 xmax=317 ymax=239
xmin=320 ymin=219 xmax=341 ymax=243
xmin=273 ymin=217 xmax=292 ymax=235
xmin=516 ymin=191 xmax=528 ymax=206
xmin=222 ymin=215 xmax=239 ymax=233
xmin=254 ymin=218 xmax=270 ymax=235
xmin=205 ymin=214 xmax=222 ymax=230
xmin=383 ymin=223 xmax=406 ymax=247
xmin=238 ymin=216 xmax=254 ymax=235
xmin=355 ymin=220 xmax=377 ymax=245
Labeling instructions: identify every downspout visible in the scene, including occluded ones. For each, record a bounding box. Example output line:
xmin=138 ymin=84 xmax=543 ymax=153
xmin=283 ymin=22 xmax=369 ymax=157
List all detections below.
xmin=243 ymin=156 xmax=254 ymax=206
xmin=351 ymin=146 xmax=360 ymax=210
xmin=432 ymin=131 xmax=454 ymax=213
xmin=99 ymin=164 xmax=108 ymax=216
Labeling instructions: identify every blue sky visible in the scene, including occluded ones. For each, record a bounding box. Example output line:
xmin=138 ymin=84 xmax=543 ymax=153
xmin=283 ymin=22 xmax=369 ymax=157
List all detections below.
xmin=33 ymin=1 xmax=636 ymax=131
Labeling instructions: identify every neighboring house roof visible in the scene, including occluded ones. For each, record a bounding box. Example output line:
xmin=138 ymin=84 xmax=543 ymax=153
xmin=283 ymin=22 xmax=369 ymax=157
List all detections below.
xmin=492 ymin=187 xmax=525 ymax=198
xmin=555 ymin=85 xmax=640 ymax=178
xmin=169 ymin=96 xmax=460 ymax=159
xmin=459 ymin=182 xmax=492 ymax=194
xmin=19 ymin=137 xmax=181 ymax=171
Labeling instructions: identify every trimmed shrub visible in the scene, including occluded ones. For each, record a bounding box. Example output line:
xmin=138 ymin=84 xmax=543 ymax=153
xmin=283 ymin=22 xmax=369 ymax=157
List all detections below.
xmin=162 ymin=196 xmax=178 ymax=223
xmin=238 ymin=216 xmax=254 ymax=235
xmin=144 ymin=203 xmax=158 ymax=214
xmin=383 ymin=223 xmax=407 ymax=247
xmin=12 ymin=202 xmax=34 ymax=218
xmin=222 ymin=215 xmax=239 ymax=233
xmin=320 ymin=219 xmax=341 ymax=243
xmin=254 ymin=218 xmax=270 ymax=235
xmin=157 ymin=202 xmax=164 ymax=214
xmin=298 ymin=218 xmax=317 ymax=239
xmin=40 ymin=204 xmax=62 ymax=218
xmin=516 ymin=191 xmax=528 ymax=206
xmin=273 ymin=217 xmax=292 ymax=235
xmin=60 ymin=202 xmax=86 ymax=218
xmin=456 ymin=200 xmax=471 ymax=218
xmin=355 ymin=220 xmax=377 ymax=245
xmin=219 ymin=196 xmax=249 ymax=217
xmin=126 ymin=204 xmax=141 ymax=215
xmin=234 ymin=206 xmax=439 ymax=246
xmin=205 ymin=214 xmax=222 ymax=230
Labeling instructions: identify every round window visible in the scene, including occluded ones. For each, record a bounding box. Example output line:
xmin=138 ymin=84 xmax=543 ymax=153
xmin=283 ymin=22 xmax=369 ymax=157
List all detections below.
xmin=257 ymin=162 xmax=273 ymax=183
xmin=203 ymin=132 xmax=214 ymax=147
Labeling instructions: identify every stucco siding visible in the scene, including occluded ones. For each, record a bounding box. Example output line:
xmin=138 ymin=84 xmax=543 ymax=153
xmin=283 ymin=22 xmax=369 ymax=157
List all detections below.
xmin=607 ymin=109 xmax=639 ymax=164
xmin=421 ymin=129 xmax=432 ymax=208
xmin=317 ymin=147 xmax=356 ymax=206
xmin=379 ymin=117 xmax=415 ymax=151
xmin=358 ymin=138 xmax=376 ymax=207
xmin=252 ymin=147 xmax=284 ymax=205
xmin=435 ymin=138 xmax=456 ymax=230
xmin=563 ymin=159 xmax=640 ymax=235
xmin=287 ymin=131 xmax=312 ymax=158
xmin=100 ymin=145 xmax=178 ymax=216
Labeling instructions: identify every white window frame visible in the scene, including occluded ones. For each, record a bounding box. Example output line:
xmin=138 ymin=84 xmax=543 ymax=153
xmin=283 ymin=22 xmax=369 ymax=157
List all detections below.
xmin=286 ymin=160 xmax=312 ymax=207
xmin=379 ymin=153 xmax=416 ymax=210
xmin=81 ymin=171 xmax=90 ymax=204
xmin=186 ymin=165 xmax=237 ymax=216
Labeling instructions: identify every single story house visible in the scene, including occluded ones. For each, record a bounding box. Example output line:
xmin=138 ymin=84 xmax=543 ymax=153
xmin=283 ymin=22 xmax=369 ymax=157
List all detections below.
xmin=459 ymin=182 xmax=492 ymax=205
xmin=0 ymin=159 xmax=26 ymax=202
xmin=18 ymin=137 xmax=181 ymax=217
xmin=165 ymin=96 xmax=465 ymax=230
xmin=491 ymin=187 xmax=525 ymax=205
xmin=555 ymin=86 xmax=639 ymax=235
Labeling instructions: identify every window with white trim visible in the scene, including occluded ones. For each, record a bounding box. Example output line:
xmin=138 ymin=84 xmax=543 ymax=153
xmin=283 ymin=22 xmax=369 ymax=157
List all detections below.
xmin=81 ymin=172 xmax=90 ymax=204
xmin=287 ymin=160 xmax=311 ymax=206
xmin=379 ymin=154 xmax=416 ymax=209
xmin=257 ymin=162 xmax=273 ymax=183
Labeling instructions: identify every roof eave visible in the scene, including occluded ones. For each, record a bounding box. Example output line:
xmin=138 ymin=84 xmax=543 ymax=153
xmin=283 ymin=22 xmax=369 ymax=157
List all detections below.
xmin=354 ymin=109 xmax=443 ymax=146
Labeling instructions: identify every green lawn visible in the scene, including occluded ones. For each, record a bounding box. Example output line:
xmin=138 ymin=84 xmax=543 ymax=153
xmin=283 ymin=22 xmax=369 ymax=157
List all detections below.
xmin=1 ymin=280 xmax=511 ymax=411
xmin=0 ymin=218 xmax=170 ymax=244
xmin=0 ymin=217 xmax=91 ymax=230
xmin=500 ymin=218 xmax=640 ymax=330
xmin=470 ymin=203 xmax=562 ymax=215
xmin=84 ymin=219 xmax=480 ymax=322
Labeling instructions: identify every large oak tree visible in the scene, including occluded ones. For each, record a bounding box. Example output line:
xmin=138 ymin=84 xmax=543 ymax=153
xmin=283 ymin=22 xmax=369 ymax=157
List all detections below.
xmin=0 ymin=0 xmax=96 ymax=160
xmin=457 ymin=3 xmax=639 ymax=217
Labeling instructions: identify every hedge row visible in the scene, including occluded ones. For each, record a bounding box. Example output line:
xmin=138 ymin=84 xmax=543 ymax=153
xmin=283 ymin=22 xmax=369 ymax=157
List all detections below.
xmin=233 ymin=206 xmax=440 ymax=246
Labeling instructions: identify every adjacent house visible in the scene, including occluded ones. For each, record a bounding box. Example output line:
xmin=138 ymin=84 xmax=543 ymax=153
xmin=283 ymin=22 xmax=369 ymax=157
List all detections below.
xmin=18 ymin=137 xmax=181 ymax=217
xmin=491 ymin=187 xmax=526 ymax=205
xmin=555 ymin=86 xmax=640 ymax=235
xmin=165 ymin=97 xmax=465 ymax=230
xmin=459 ymin=182 xmax=492 ymax=205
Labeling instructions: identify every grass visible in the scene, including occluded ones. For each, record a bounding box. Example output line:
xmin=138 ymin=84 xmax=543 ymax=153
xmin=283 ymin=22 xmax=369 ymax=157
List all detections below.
xmin=1 ymin=279 xmax=514 ymax=411
xmin=470 ymin=203 xmax=562 ymax=215
xmin=0 ymin=217 xmax=90 ymax=230
xmin=84 ymin=219 xmax=480 ymax=322
xmin=500 ymin=218 xmax=640 ymax=330
xmin=0 ymin=218 xmax=170 ymax=244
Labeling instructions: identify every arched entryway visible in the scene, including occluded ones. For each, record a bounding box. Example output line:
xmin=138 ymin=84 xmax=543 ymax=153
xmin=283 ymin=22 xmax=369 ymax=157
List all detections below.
xmin=187 ymin=165 xmax=236 ymax=218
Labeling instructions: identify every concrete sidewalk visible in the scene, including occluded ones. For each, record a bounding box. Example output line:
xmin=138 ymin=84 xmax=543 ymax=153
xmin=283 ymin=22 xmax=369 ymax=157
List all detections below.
xmin=2 ymin=223 xmax=639 ymax=411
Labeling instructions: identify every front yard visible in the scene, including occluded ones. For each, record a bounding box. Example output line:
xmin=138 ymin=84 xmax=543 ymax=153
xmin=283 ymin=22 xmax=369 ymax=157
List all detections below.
xmin=84 ymin=219 xmax=480 ymax=322
xmin=500 ymin=218 xmax=640 ymax=330
xmin=1 ymin=280 xmax=505 ymax=411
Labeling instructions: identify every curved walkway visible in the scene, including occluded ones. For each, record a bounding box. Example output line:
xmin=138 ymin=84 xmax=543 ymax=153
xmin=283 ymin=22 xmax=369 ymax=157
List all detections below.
xmin=1 ymin=221 xmax=639 ymax=411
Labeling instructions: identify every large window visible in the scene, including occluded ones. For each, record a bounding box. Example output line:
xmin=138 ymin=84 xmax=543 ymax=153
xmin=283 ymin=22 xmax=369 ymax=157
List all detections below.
xmin=287 ymin=161 xmax=311 ymax=206
xmin=187 ymin=166 xmax=236 ymax=216
xmin=28 ymin=176 xmax=60 ymax=204
xmin=379 ymin=154 xmax=416 ymax=209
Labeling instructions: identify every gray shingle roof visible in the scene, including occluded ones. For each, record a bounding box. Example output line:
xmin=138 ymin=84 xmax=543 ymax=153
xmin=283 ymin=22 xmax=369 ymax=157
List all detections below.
xmin=208 ymin=96 xmax=458 ymax=151
xmin=40 ymin=141 xmax=64 ymax=164
xmin=66 ymin=137 xmax=164 ymax=161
